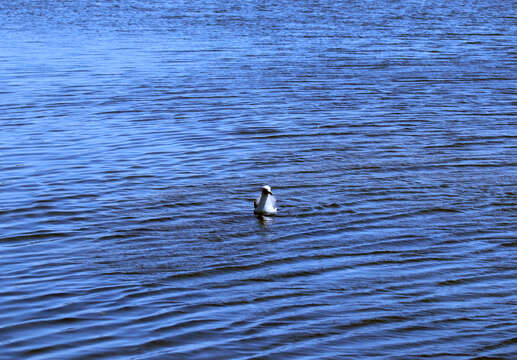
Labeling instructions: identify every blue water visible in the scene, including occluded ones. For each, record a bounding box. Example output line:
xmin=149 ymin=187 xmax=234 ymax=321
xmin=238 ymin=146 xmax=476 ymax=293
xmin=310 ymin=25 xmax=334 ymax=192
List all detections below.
xmin=1 ymin=1 xmax=516 ymax=358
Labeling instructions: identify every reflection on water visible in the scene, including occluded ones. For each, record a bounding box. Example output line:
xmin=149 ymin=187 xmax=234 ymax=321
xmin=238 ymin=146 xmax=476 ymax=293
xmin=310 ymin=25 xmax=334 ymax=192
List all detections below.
xmin=256 ymin=214 xmax=275 ymax=227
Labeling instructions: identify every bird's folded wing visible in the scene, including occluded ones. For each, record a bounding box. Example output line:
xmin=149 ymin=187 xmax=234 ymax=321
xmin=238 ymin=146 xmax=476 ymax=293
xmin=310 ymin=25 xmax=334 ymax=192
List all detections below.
xmin=270 ymin=195 xmax=277 ymax=208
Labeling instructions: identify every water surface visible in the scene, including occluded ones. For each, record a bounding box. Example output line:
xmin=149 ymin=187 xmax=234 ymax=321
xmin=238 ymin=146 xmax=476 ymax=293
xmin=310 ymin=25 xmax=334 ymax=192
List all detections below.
xmin=1 ymin=1 xmax=516 ymax=358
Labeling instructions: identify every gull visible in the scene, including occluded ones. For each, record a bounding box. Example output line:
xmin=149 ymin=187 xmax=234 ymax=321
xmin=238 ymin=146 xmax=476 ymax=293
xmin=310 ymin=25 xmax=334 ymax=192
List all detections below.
xmin=254 ymin=185 xmax=277 ymax=216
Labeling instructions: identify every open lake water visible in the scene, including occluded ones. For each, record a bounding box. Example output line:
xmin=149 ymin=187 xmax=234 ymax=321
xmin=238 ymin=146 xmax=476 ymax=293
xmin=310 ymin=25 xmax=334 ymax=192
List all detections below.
xmin=1 ymin=0 xmax=516 ymax=358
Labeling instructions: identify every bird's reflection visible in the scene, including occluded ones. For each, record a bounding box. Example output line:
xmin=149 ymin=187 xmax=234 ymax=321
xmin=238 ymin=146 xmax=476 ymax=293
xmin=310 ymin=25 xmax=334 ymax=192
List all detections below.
xmin=256 ymin=215 xmax=274 ymax=227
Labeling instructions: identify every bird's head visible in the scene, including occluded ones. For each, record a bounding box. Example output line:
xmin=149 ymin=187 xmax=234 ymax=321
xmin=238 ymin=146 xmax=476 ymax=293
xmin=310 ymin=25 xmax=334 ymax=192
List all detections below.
xmin=261 ymin=185 xmax=273 ymax=195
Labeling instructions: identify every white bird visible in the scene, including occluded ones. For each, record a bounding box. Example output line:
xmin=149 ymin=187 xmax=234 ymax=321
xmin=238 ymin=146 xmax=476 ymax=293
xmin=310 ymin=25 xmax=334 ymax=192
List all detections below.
xmin=254 ymin=185 xmax=277 ymax=216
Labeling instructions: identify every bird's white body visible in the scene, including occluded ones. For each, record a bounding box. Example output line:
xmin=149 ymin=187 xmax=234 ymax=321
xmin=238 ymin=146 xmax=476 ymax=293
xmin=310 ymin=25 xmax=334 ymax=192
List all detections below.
xmin=254 ymin=185 xmax=277 ymax=215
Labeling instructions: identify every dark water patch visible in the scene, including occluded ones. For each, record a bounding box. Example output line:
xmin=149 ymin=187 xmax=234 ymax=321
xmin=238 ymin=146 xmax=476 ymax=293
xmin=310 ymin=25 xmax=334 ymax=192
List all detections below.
xmin=0 ymin=231 xmax=73 ymax=243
